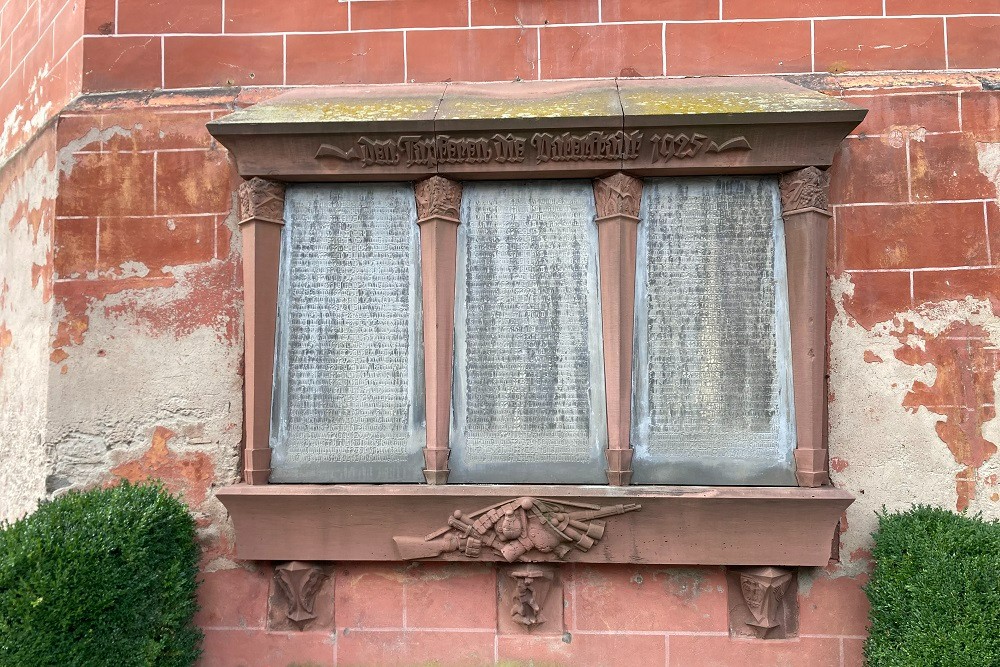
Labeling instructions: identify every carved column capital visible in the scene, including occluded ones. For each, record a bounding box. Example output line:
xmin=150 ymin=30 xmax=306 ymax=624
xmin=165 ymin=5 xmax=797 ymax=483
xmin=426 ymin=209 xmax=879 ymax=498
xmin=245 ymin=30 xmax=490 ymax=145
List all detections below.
xmin=415 ymin=175 xmax=463 ymax=222
xmin=780 ymin=166 xmax=830 ymax=216
xmin=239 ymin=177 xmax=286 ymax=226
xmin=594 ymin=172 xmax=642 ymax=219
xmin=274 ymin=561 xmax=327 ymax=628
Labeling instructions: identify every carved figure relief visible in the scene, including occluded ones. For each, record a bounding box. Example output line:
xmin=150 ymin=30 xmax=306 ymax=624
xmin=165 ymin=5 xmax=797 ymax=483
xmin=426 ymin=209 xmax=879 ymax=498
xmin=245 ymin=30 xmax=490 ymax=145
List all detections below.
xmin=414 ymin=175 xmax=463 ymax=220
xmin=780 ymin=166 xmax=830 ymax=213
xmin=594 ymin=172 xmax=642 ymax=218
xmin=509 ymin=565 xmax=553 ymax=627
xmin=727 ymin=566 xmax=798 ymax=639
xmin=274 ymin=561 xmax=327 ymax=627
xmin=393 ymin=497 xmax=640 ymax=562
xmin=238 ymin=177 xmax=286 ymax=225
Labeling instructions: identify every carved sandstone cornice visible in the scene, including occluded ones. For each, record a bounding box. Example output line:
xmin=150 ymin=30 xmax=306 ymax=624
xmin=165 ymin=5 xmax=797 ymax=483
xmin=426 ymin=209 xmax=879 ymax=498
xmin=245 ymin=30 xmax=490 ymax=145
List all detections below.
xmin=238 ymin=177 xmax=286 ymax=225
xmin=780 ymin=166 xmax=830 ymax=215
xmin=594 ymin=172 xmax=642 ymax=219
xmin=414 ymin=175 xmax=463 ymax=221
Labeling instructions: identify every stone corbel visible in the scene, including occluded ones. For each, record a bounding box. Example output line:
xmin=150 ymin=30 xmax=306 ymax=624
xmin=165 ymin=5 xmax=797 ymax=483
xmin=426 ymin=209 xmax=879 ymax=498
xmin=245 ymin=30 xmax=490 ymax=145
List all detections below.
xmin=780 ymin=167 xmax=832 ymax=487
xmin=238 ymin=177 xmax=286 ymax=485
xmin=498 ymin=564 xmax=564 ymax=635
xmin=414 ymin=176 xmax=463 ymax=484
xmin=593 ymin=173 xmax=643 ymax=486
xmin=727 ymin=566 xmax=798 ymax=639
xmin=273 ymin=561 xmax=328 ymax=629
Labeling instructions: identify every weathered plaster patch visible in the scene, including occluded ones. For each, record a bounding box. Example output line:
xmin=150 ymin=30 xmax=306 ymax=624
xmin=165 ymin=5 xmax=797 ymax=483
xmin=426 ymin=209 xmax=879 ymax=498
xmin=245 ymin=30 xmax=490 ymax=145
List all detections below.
xmin=45 ymin=203 xmax=244 ymax=566
xmin=829 ymin=275 xmax=1000 ymax=576
xmin=111 ymin=426 xmax=215 ymax=506
xmin=0 ymin=135 xmax=59 ymax=522
xmin=977 ymin=142 xmax=1000 ymax=192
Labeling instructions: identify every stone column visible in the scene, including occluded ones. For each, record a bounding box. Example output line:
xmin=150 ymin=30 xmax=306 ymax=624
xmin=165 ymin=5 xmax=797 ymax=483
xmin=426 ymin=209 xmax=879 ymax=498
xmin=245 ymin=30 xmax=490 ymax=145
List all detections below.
xmin=780 ymin=167 xmax=832 ymax=487
xmin=593 ymin=173 xmax=643 ymax=486
xmin=238 ymin=177 xmax=286 ymax=485
xmin=415 ymin=176 xmax=463 ymax=484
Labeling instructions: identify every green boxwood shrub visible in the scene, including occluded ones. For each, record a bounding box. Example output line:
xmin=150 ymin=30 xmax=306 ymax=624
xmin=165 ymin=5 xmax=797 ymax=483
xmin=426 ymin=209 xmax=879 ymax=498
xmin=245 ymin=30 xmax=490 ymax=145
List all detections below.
xmin=865 ymin=505 xmax=1000 ymax=666
xmin=0 ymin=482 xmax=202 ymax=666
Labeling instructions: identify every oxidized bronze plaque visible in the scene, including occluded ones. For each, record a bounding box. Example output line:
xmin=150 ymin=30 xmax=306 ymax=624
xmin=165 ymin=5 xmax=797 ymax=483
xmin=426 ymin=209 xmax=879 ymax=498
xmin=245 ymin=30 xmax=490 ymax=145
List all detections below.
xmin=631 ymin=177 xmax=796 ymax=485
xmin=270 ymin=183 xmax=424 ymax=482
xmin=450 ymin=181 xmax=607 ymax=483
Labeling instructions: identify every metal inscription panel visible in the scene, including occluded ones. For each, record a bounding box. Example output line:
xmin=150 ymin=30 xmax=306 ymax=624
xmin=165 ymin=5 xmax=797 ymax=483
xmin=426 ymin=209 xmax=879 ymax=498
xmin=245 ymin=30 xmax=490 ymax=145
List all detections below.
xmin=450 ymin=181 xmax=607 ymax=483
xmin=270 ymin=183 xmax=424 ymax=482
xmin=631 ymin=177 xmax=796 ymax=485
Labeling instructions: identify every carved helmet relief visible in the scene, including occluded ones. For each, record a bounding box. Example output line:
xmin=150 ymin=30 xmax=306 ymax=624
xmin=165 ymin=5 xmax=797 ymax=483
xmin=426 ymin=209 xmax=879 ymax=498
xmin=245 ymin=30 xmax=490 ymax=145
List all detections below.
xmin=737 ymin=566 xmax=793 ymax=638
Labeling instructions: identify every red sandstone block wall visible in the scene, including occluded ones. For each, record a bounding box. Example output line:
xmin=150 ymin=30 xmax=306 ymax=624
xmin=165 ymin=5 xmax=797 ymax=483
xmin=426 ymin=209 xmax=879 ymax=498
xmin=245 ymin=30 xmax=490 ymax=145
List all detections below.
xmin=46 ymin=75 xmax=1000 ymax=665
xmin=0 ymin=0 xmax=82 ymax=159
xmin=30 ymin=0 xmax=1000 ymax=664
xmin=828 ymin=77 xmax=1000 ymax=513
xmin=79 ymin=0 xmax=1000 ymax=92
xmin=193 ymin=562 xmax=867 ymax=666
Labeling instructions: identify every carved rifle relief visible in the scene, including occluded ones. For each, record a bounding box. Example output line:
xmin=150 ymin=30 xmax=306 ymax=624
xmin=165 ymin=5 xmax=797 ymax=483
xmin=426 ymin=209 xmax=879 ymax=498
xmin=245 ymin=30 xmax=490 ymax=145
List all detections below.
xmin=393 ymin=497 xmax=640 ymax=562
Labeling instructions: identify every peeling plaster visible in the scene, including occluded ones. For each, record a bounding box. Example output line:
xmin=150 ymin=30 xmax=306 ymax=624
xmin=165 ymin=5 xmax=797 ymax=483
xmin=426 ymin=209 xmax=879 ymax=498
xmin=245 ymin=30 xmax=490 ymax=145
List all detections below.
xmin=0 ymin=134 xmax=58 ymax=522
xmin=829 ymin=276 xmax=1000 ymax=575
xmin=42 ymin=197 xmax=244 ymax=566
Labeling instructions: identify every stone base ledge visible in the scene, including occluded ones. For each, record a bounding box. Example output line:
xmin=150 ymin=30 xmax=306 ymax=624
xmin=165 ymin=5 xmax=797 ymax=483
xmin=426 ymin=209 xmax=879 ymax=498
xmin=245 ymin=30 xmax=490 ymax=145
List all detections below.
xmin=217 ymin=484 xmax=852 ymax=566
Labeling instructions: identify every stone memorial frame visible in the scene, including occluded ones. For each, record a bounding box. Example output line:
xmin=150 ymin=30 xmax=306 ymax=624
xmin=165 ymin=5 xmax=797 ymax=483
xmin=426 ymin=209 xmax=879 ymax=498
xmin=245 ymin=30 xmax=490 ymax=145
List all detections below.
xmin=209 ymin=78 xmax=865 ymax=567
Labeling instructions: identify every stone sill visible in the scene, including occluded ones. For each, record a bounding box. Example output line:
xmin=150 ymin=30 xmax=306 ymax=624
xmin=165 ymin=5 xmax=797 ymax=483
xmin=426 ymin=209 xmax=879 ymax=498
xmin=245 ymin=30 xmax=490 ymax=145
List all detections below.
xmin=217 ymin=484 xmax=852 ymax=567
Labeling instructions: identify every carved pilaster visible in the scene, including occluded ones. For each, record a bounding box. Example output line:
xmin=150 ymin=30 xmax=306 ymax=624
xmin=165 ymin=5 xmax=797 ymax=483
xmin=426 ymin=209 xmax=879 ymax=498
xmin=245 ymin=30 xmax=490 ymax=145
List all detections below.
xmin=727 ymin=566 xmax=798 ymax=639
xmin=238 ymin=177 xmax=286 ymax=485
xmin=273 ymin=562 xmax=328 ymax=629
xmin=593 ymin=173 xmax=643 ymax=486
xmin=415 ymin=176 xmax=463 ymax=484
xmin=780 ymin=167 xmax=832 ymax=487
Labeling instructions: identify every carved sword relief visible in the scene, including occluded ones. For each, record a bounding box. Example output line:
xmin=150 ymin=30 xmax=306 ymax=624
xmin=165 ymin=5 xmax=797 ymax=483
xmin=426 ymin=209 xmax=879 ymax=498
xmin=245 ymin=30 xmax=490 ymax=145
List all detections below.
xmin=393 ymin=496 xmax=640 ymax=562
